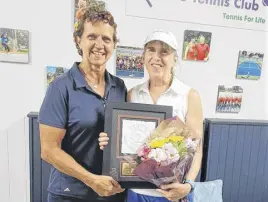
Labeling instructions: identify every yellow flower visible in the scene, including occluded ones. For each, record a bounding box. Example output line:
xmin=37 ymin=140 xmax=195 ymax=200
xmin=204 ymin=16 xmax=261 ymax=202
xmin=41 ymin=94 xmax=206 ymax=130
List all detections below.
xmin=149 ymin=136 xmax=185 ymax=148
xmin=74 ymin=22 xmax=79 ymax=30
xmin=150 ymin=138 xmax=168 ymax=148
xmin=168 ymin=136 xmax=184 ymax=142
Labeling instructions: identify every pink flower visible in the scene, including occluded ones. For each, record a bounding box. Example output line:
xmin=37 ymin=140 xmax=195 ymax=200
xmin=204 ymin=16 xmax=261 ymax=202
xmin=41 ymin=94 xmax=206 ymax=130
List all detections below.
xmin=137 ymin=145 xmax=151 ymax=158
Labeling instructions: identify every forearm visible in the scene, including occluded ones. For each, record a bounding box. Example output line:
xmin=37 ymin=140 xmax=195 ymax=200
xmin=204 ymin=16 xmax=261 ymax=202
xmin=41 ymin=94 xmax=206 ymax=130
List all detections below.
xmin=185 ymin=147 xmax=203 ymax=181
xmin=184 ymin=88 xmax=204 ymax=181
xmin=42 ymin=147 xmax=96 ymax=185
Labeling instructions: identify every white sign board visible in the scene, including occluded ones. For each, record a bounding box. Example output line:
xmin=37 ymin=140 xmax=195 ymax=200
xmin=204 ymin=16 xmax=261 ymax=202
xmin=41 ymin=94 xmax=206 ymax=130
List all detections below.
xmin=126 ymin=0 xmax=268 ymax=32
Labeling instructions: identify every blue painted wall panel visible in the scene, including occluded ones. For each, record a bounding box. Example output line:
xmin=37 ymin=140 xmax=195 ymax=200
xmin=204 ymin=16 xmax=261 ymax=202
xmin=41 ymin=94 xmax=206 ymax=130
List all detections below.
xmin=237 ymin=125 xmax=254 ymax=202
xmin=28 ymin=115 xmax=268 ymax=202
xmin=223 ymin=124 xmax=237 ymax=202
xmin=28 ymin=113 xmax=50 ymax=202
xmin=231 ymin=125 xmax=245 ymax=201
xmin=203 ymin=119 xmax=268 ymax=202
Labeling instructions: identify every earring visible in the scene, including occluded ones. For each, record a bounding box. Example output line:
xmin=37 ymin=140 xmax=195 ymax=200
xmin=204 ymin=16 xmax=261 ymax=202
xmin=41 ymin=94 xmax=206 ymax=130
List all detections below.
xmin=79 ymin=48 xmax=83 ymax=55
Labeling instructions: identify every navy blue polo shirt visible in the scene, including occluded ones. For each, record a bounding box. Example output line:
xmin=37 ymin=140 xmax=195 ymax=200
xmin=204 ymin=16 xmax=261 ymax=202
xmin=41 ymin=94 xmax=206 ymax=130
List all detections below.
xmin=38 ymin=62 xmax=127 ymax=200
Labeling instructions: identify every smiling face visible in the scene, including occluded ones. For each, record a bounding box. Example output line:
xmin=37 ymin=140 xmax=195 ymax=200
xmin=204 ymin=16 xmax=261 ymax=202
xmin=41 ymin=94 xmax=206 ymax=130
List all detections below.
xmin=143 ymin=41 xmax=177 ymax=81
xmin=76 ymin=21 xmax=115 ymax=71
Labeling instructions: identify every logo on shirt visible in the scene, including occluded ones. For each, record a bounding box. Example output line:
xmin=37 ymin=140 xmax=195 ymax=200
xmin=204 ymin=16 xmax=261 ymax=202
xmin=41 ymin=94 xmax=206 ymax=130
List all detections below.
xmin=64 ymin=188 xmax=70 ymax=192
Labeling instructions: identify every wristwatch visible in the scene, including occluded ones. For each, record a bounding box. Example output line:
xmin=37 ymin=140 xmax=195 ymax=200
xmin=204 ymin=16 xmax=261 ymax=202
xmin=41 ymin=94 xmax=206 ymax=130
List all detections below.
xmin=183 ymin=179 xmax=195 ymax=193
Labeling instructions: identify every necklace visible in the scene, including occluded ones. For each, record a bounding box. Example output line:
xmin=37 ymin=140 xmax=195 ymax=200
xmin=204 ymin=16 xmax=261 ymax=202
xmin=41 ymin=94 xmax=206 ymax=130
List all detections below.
xmin=79 ymin=66 xmax=104 ymax=89
xmin=85 ymin=77 xmax=99 ymax=89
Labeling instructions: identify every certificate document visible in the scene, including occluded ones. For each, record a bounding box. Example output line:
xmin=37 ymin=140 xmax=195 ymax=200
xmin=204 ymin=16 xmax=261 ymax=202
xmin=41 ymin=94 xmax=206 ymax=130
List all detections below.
xmin=121 ymin=119 xmax=156 ymax=154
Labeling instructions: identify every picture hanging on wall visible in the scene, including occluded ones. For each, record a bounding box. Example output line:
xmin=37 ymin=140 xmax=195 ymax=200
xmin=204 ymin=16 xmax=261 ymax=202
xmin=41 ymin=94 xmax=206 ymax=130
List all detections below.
xmin=215 ymin=85 xmax=243 ymax=113
xmin=235 ymin=50 xmax=264 ymax=80
xmin=182 ymin=30 xmax=212 ymax=62
xmin=116 ymin=46 xmax=144 ymax=78
xmin=46 ymin=66 xmax=69 ymax=89
xmin=0 ymin=27 xmax=29 ymax=63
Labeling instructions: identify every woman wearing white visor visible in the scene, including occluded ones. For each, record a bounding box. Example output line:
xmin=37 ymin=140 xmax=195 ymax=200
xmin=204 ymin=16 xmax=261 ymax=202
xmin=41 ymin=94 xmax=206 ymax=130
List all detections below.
xmin=99 ymin=30 xmax=203 ymax=202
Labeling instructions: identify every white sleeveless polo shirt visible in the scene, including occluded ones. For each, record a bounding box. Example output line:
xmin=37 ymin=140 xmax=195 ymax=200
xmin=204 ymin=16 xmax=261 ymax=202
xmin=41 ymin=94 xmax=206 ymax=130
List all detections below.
xmin=130 ymin=77 xmax=191 ymax=197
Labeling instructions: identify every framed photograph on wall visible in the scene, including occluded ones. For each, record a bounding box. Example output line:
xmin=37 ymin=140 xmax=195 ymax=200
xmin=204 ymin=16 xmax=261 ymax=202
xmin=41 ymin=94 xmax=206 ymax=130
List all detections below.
xmin=116 ymin=46 xmax=144 ymax=78
xmin=0 ymin=28 xmax=29 ymax=63
xmin=215 ymin=85 xmax=243 ymax=113
xmin=46 ymin=66 xmax=69 ymax=89
xmin=182 ymin=30 xmax=212 ymax=62
xmin=236 ymin=50 xmax=264 ymax=80
xmin=102 ymin=101 xmax=173 ymax=188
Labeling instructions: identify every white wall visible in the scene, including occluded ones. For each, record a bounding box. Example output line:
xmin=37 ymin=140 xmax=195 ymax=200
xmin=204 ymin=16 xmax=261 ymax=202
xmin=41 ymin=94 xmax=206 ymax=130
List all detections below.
xmin=0 ymin=0 xmax=267 ymax=202
xmin=108 ymin=0 xmax=268 ymax=120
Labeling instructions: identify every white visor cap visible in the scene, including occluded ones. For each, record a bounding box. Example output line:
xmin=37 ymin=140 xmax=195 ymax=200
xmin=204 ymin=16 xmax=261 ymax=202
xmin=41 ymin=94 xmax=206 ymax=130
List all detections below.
xmin=143 ymin=29 xmax=179 ymax=56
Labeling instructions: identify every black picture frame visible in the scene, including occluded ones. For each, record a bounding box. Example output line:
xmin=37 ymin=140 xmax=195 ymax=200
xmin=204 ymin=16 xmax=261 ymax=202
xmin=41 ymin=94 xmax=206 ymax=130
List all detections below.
xmin=102 ymin=101 xmax=173 ymax=188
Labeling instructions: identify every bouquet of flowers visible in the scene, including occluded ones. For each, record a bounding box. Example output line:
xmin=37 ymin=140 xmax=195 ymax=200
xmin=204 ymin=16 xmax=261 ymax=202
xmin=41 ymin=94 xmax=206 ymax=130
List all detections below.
xmin=133 ymin=116 xmax=200 ymax=189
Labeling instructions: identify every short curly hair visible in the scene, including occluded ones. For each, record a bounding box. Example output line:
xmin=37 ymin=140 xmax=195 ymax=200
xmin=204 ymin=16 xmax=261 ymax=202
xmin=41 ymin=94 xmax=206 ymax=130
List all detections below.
xmin=73 ymin=8 xmax=118 ymax=56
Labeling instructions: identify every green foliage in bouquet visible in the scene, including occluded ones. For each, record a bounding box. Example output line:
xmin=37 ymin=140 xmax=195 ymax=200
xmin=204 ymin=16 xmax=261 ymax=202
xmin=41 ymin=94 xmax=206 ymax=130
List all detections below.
xmin=172 ymin=141 xmax=187 ymax=158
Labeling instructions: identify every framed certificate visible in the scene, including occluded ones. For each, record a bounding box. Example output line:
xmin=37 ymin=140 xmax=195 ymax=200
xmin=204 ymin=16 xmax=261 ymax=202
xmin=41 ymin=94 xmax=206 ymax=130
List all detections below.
xmin=102 ymin=101 xmax=173 ymax=188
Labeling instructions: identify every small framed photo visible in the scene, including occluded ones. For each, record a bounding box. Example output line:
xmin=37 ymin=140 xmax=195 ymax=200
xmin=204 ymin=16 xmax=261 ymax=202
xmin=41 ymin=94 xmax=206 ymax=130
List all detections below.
xmin=236 ymin=50 xmax=264 ymax=80
xmin=46 ymin=66 xmax=69 ymax=89
xmin=102 ymin=101 xmax=173 ymax=188
xmin=216 ymin=85 xmax=243 ymax=113
xmin=182 ymin=30 xmax=212 ymax=62
xmin=116 ymin=46 xmax=144 ymax=78
xmin=0 ymin=28 xmax=29 ymax=63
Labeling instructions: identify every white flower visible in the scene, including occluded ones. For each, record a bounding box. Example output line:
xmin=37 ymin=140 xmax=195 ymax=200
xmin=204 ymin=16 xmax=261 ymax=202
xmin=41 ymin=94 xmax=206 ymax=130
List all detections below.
xmin=163 ymin=143 xmax=178 ymax=155
xmin=148 ymin=143 xmax=183 ymax=165
xmin=162 ymin=143 xmax=180 ymax=164
xmin=168 ymin=153 xmax=180 ymax=163
xmin=185 ymin=138 xmax=199 ymax=150
xmin=148 ymin=148 xmax=168 ymax=163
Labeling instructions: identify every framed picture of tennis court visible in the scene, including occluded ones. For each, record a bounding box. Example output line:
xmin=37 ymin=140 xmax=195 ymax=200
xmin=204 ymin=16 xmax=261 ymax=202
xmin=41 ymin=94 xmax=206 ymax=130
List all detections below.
xmin=235 ymin=50 xmax=264 ymax=80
